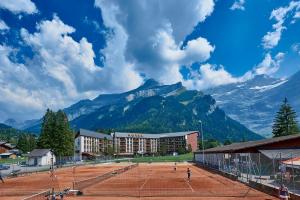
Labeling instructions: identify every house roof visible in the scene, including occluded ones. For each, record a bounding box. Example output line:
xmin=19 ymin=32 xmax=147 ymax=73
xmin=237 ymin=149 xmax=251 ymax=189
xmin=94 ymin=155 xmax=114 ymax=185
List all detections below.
xmin=0 ymin=142 xmax=13 ymax=149
xmin=28 ymin=149 xmax=52 ymax=157
xmin=283 ymin=157 xmax=300 ymax=166
xmin=197 ymin=134 xmax=300 ymax=154
xmin=0 ymin=153 xmax=13 ymax=156
xmin=77 ymin=129 xmax=113 ymax=140
xmin=114 ymin=131 xmax=198 ymax=139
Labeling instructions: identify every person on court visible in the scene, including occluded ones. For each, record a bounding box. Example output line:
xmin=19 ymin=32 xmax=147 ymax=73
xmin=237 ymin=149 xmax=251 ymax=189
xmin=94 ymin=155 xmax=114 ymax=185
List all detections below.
xmin=279 ymin=184 xmax=289 ymax=200
xmin=187 ymin=168 xmax=191 ymax=181
xmin=174 ymin=162 xmax=177 ymax=172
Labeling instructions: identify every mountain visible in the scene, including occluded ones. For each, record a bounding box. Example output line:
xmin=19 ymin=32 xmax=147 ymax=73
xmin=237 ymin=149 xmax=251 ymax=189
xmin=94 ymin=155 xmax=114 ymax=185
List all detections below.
xmin=4 ymin=118 xmax=40 ymax=130
xmin=204 ymin=72 xmax=300 ymax=137
xmin=26 ymin=79 xmax=263 ymax=142
xmin=0 ymin=123 xmax=33 ymax=142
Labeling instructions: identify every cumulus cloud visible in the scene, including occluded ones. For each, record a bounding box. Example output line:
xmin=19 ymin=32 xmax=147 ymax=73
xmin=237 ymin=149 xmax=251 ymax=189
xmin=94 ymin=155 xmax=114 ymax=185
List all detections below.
xmin=0 ymin=15 xmax=143 ymax=121
xmin=254 ymin=53 xmax=285 ymax=75
xmin=262 ymin=1 xmax=300 ymax=49
xmin=1 ymin=1 xmax=217 ymax=121
xmin=184 ymin=64 xmax=239 ymax=90
xmin=0 ymin=20 xmax=9 ymax=31
xmin=230 ymin=0 xmax=245 ymax=11
xmin=0 ymin=0 xmax=37 ymax=14
xmin=95 ymin=0 xmax=215 ymax=84
xmin=184 ymin=52 xmax=285 ymax=90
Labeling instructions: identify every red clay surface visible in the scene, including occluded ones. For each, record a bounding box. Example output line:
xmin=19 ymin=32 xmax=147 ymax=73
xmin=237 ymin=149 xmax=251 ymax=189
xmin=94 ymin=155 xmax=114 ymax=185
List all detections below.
xmin=0 ymin=163 xmax=278 ymax=200
xmin=0 ymin=163 xmax=130 ymax=199
xmin=80 ymin=163 xmax=278 ymax=199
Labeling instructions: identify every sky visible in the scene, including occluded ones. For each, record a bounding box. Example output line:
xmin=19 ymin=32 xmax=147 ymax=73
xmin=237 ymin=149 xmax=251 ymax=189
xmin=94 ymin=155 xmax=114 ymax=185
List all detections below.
xmin=1 ymin=0 xmax=300 ymax=122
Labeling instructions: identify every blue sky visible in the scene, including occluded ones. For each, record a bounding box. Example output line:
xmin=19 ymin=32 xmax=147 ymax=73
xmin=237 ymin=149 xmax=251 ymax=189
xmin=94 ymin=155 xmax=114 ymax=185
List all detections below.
xmin=1 ymin=0 xmax=300 ymax=121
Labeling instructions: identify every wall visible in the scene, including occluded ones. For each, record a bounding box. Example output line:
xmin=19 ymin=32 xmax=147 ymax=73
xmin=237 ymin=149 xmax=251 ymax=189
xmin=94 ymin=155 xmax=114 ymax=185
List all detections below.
xmin=186 ymin=132 xmax=198 ymax=152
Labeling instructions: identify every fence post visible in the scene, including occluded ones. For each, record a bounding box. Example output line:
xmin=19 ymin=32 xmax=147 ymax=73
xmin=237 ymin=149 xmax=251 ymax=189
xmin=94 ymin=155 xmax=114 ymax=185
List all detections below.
xmin=258 ymin=153 xmax=262 ymax=184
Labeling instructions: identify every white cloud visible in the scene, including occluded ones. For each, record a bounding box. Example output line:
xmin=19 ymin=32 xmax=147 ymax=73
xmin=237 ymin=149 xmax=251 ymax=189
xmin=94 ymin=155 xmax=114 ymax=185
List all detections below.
xmin=184 ymin=64 xmax=239 ymax=90
xmin=0 ymin=15 xmax=143 ymax=121
xmin=230 ymin=0 xmax=245 ymax=11
xmin=0 ymin=20 xmax=9 ymax=31
xmin=0 ymin=0 xmax=37 ymax=14
xmin=95 ymin=0 xmax=215 ymax=84
xmin=262 ymin=1 xmax=300 ymax=49
xmin=184 ymin=52 xmax=285 ymax=90
xmin=292 ymin=43 xmax=300 ymax=55
xmin=254 ymin=52 xmax=285 ymax=75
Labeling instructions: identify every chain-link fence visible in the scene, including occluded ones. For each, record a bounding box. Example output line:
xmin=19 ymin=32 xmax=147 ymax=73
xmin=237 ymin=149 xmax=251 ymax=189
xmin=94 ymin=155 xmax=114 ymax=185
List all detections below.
xmin=195 ymin=149 xmax=300 ymax=196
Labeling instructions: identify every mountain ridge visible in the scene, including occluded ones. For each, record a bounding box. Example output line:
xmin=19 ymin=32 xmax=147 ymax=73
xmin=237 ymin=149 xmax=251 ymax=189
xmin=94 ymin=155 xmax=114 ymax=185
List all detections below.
xmin=204 ymin=71 xmax=300 ymax=137
xmin=26 ymin=79 xmax=263 ymax=142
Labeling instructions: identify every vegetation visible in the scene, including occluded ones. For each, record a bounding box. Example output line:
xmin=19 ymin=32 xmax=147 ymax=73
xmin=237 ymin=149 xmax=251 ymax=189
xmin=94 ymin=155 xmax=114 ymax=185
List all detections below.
xmin=16 ymin=134 xmax=36 ymax=153
xmin=71 ymin=89 xmax=262 ymax=143
xmin=131 ymin=153 xmax=193 ymax=163
xmin=272 ymin=98 xmax=299 ymax=137
xmin=37 ymin=109 xmax=74 ymax=156
xmin=198 ymin=139 xmax=220 ymax=150
xmin=224 ymin=139 xmax=232 ymax=145
xmin=0 ymin=123 xmax=29 ymax=144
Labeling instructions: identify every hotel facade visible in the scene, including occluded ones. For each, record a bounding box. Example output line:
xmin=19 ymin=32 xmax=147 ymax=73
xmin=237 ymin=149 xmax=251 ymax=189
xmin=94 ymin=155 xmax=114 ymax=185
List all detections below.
xmin=75 ymin=129 xmax=199 ymax=159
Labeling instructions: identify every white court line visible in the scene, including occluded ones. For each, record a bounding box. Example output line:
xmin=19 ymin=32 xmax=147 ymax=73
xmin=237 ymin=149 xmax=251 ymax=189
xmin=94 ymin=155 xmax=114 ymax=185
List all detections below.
xmin=184 ymin=178 xmax=194 ymax=192
xmin=140 ymin=177 xmax=150 ymax=190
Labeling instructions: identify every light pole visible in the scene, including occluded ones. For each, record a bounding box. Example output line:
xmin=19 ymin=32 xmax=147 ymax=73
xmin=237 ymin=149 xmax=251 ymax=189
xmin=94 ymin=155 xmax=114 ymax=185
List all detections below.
xmin=199 ymin=120 xmax=205 ymax=164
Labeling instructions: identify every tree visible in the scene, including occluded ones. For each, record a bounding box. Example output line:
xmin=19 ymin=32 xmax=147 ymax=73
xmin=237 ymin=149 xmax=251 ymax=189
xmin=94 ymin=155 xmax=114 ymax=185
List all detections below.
xmin=37 ymin=109 xmax=74 ymax=157
xmin=177 ymin=146 xmax=186 ymax=155
xmin=159 ymin=144 xmax=167 ymax=156
xmin=187 ymin=144 xmax=193 ymax=153
xmin=224 ymin=140 xmax=232 ymax=146
xmin=17 ymin=134 xmax=36 ymax=153
xmin=272 ymin=98 xmax=299 ymax=137
xmin=198 ymin=139 xmax=220 ymax=150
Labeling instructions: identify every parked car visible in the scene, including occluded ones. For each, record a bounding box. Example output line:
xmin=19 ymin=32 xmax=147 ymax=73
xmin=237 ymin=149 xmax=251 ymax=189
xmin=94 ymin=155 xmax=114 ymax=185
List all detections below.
xmin=0 ymin=164 xmax=10 ymax=170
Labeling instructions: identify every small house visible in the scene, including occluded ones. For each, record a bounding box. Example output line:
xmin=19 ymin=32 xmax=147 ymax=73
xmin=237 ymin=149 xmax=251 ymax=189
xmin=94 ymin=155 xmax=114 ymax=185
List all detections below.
xmin=27 ymin=149 xmax=55 ymax=166
xmin=0 ymin=141 xmax=13 ymax=153
xmin=0 ymin=152 xmax=16 ymax=159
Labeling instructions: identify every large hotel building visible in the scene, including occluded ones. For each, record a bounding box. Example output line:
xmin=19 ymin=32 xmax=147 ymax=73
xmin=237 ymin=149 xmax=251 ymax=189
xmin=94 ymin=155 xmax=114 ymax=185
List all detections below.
xmin=75 ymin=129 xmax=198 ymax=159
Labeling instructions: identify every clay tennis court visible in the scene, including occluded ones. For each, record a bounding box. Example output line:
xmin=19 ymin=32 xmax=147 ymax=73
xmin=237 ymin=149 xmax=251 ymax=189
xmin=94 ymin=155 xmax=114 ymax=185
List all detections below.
xmin=0 ymin=163 xmax=131 ymax=199
xmin=78 ymin=163 xmax=277 ymax=199
xmin=0 ymin=162 xmax=278 ymax=200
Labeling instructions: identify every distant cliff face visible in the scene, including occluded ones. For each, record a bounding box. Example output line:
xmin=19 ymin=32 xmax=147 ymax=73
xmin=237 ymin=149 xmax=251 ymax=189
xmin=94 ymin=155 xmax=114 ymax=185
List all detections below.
xmin=25 ymin=79 xmax=262 ymax=142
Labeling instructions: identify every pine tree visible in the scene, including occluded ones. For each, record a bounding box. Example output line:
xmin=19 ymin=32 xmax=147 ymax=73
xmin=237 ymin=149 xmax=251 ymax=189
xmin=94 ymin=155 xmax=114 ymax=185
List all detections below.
xmin=272 ymin=98 xmax=299 ymax=137
xmin=37 ymin=109 xmax=74 ymax=157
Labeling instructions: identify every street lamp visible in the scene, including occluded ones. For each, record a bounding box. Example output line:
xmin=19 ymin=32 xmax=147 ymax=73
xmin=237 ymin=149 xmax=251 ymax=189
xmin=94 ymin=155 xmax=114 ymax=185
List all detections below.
xmin=199 ymin=120 xmax=205 ymax=164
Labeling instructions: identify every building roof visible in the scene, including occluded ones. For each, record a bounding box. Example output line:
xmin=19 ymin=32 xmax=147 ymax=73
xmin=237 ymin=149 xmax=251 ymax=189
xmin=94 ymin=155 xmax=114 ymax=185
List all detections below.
xmin=28 ymin=149 xmax=52 ymax=157
xmin=77 ymin=129 xmax=113 ymax=140
xmin=0 ymin=153 xmax=13 ymax=156
xmin=114 ymin=131 xmax=198 ymax=139
xmin=283 ymin=157 xmax=300 ymax=167
xmin=0 ymin=141 xmax=13 ymax=149
xmin=197 ymin=134 xmax=300 ymax=154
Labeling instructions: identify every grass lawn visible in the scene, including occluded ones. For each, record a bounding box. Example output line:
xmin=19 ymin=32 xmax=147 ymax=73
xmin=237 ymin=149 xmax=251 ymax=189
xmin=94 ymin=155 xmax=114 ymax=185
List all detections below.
xmin=130 ymin=153 xmax=193 ymax=163
xmin=0 ymin=157 xmax=26 ymax=164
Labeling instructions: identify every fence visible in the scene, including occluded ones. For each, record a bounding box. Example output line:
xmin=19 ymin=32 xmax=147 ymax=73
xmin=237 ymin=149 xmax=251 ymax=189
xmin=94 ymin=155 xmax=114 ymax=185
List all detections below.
xmin=195 ymin=149 xmax=300 ymax=196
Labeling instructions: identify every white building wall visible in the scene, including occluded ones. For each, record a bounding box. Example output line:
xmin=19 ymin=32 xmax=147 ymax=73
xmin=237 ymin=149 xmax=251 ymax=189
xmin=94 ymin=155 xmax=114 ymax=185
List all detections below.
xmin=28 ymin=152 xmax=56 ymax=166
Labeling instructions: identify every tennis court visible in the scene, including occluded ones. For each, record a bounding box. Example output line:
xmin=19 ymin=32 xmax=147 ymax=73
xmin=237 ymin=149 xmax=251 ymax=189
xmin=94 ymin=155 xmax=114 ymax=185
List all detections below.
xmin=80 ymin=163 xmax=277 ymax=199
xmin=0 ymin=162 xmax=278 ymax=200
xmin=0 ymin=162 xmax=131 ymax=199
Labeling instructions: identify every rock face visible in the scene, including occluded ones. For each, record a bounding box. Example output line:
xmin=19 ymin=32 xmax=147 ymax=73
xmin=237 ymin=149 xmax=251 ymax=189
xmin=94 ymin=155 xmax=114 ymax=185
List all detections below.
xmin=204 ymin=71 xmax=300 ymax=137
xmin=25 ymin=79 xmax=263 ymax=142
xmin=28 ymin=79 xmax=260 ymax=142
